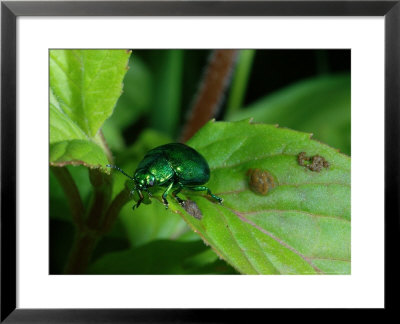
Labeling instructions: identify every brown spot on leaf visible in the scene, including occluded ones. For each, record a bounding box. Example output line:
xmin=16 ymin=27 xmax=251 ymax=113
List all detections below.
xmin=297 ymin=152 xmax=309 ymax=166
xmin=247 ymin=168 xmax=276 ymax=195
xmin=297 ymin=152 xmax=330 ymax=172
xmin=182 ymin=200 xmax=203 ymax=220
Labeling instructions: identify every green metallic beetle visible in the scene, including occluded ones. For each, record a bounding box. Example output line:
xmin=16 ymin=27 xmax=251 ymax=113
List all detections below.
xmin=107 ymin=143 xmax=222 ymax=210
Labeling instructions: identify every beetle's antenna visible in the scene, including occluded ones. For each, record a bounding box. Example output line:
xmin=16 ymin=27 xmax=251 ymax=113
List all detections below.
xmin=106 ymin=164 xmax=134 ymax=180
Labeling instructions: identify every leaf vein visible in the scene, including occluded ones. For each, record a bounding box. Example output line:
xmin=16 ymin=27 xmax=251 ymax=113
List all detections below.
xmin=216 ymin=182 xmax=351 ymax=196
xmin=85 ymin=51 xmax=112 ymax=94
xmin=240 ymin=208 xmax=351 ymax=223
xmin=50 ymin=89 xmax=89 ymax=140
xmin=50 ymin=56 xmax=82 ymax=91
xmin=219 ymin=137 xmax=249 ymax=166
xmin=229 ymin=208 xmax=324 ymax=274
xmin=73 ymin=51 xmax=91 ymax=135
xmin=309 ymin=256 xmax=351 ymax=262
xmin=213 ymin=206 xmax=261 ymax=274
xmin=225 ymin=208 xmax=282 ymax=274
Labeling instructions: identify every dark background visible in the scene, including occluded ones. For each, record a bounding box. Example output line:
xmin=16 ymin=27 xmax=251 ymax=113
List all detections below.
xmin=119 ymin=49 xmax=350 ymax=146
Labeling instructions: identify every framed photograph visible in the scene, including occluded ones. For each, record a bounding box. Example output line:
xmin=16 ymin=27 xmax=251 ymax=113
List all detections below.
xmin=1 ymin=0 xmax=398 ymax=321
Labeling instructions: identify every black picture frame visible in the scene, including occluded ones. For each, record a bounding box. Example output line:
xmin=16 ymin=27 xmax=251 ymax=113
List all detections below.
xmin=1 ymin=0 xmax=398 ymax=321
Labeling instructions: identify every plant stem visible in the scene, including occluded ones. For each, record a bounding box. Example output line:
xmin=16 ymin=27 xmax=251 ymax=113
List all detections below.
xmin=226 ymin=49 xmax=255 ymax=117
xmin=50 ymin=166 xmax=85 ymax=229
xmin=64 ymin=169 xmax=112 ymax=274
xmin=180 ymin=49 xmax=238 ymax=142
xmin=63 ymin=230 xmax=99 ymax=274
xmin=101 ymin=185 xmax=132 ymax=234
xmin=86 ymin=169 xmax=112 ymax=229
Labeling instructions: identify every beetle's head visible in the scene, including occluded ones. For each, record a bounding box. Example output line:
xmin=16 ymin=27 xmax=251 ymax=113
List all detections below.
xmin=134 ymin=172 xmax=155 ymax=190
xmin=106 ymin=165 xmax=156 ymax=192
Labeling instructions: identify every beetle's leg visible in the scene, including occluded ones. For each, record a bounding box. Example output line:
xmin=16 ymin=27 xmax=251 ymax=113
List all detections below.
xmin=142 ymin=188 xmax=152 ymax=198
xmin=133 ymin=190 xmax=144 ymax=210
xmin=162 ymin=182 xmax=174 ymax=209
xmin=172 ymin=184 xmax=185 ymax=206
xmin=187 ymin=186 xmax=223 ymax=204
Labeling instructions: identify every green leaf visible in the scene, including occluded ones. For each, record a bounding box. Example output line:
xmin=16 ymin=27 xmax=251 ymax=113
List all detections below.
xmin=50 ymin=49 xmax=131 ymax=137
xmin=91 ymin=235 xmax=130 ymax=263
xmin=50 ymin=92 xmax=87 ymax=143
xmin=119 ymin=199 xmax=191 ymax=247
xmin=100 ymin=121 xmax=126 ymax=152
xmin=104 ymin=54 xmax=153 ymax=132
xmin=161 ymin=119 xmax=350 ymax=274
xmin=228 ymin=74 xmax=351 ymax=155
xmin=88 ymin=236 xmax=238 ymax=274
xmin=182 ymin=249 xmax=238 ymax=274
xmin=88 ymin=240 xmax=234 ymax=274
xmin=50 ymin=140 xmax=109 ymax=170
xmin=50 ymin=49 xmax=131 ymax=169
xmin=150 ymin=50 xmax=183 ymax=137
xmin=226 ymin=49 xmax=255 ymax=115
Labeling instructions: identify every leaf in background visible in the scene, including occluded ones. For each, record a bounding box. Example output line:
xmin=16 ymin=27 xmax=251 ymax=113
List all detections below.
xmin=88 ymin=240 xmax=233 ymax=274
xmin=183 ymin=248 xmax=238 ymax=274
xmin=119 ymin=200 xmax=191 ymax=248
xmin=100 ymin=121 xmax=126 ymax=152
xmin=158 ymin=119 xmax=350 ymax=275
xmin=49 ymin=49 xmax=131 ymax=169
xmin=91 ymin=235 xmax=131 ymax=263
xmin=226 ymin=49 xmax=256 ymax=115
xmin=227 ymin=74 xmax=351 ymax=155
xmin=104 ymin=55 xmax=153 ymax=132
xmin=150 ymin=50 xmax=183 ymax=137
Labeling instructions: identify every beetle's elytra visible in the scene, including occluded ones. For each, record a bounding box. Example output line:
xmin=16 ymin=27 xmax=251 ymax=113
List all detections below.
xmin=107 ymin=143 xmax=222 ymax=210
